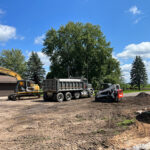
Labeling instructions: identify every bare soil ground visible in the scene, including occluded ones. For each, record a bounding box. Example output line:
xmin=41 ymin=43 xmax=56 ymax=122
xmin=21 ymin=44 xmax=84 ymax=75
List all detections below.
xmin=0 ymin=95 xmax=150 ymax=150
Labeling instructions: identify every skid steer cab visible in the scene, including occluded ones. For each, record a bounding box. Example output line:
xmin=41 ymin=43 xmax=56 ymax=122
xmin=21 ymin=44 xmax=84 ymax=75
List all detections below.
xmin=8 ymin=80 xmax=41 ymax=101
xmin=95 ymin=83 xmax=123 ymax=102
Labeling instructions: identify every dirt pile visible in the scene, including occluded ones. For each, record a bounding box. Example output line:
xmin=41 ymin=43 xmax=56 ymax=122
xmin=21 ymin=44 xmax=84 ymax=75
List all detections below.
xmin=136 ymin=92 xmax=150 ymax=98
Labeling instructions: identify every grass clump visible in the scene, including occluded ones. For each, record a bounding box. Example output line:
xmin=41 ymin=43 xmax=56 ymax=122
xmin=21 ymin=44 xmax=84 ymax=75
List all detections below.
xmin=75 ymin=114 xmax=85 ymax=121
xmin=117 ymin=119 xmax=135 ymax=126
xmin=92 ymin=129 xmax=106 ymax=134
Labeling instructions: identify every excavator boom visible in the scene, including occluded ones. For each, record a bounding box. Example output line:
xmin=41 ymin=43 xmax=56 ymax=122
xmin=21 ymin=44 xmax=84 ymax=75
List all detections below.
xmin=0 ymin=67 xmax=22 ymax=80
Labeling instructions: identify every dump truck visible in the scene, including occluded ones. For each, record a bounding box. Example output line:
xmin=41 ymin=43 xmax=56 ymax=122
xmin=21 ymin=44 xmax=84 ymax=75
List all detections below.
xmin=95 ymin=83 xmax=123 ymax=102
xmin=0 ymin=67 xmax=41 ymax=100
xmin=43 ymin=78 xmax=93 ymax=102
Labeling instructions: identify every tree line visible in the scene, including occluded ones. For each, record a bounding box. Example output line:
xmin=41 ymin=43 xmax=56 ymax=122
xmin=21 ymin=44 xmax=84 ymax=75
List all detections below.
xmin=0 ymin=22 xmax=148 ymax=90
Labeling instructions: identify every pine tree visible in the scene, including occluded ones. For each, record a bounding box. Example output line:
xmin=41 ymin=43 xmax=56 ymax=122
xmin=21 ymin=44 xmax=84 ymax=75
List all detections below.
xmin=26 ymin=52 xmax=45 ymax=86
xmin=130 ymin=56 xmax=148 ymax=90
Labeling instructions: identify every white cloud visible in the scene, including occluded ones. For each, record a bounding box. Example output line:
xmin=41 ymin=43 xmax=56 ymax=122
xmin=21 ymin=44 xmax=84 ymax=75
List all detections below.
xmin=34 ymin=34 xmax=45 ymax=45
xmin=120 ymin=64 xmax=132 ymax=83
xmin=117 ymin=42 xmax=150 ymax=59
xmin=121 ymin=64 xmax=132 ymax=72
xmin=134 ymin=18 xmax=141 ymax=24
xmin=17 ymin=35 xmax=25 ymax=40
xmin=37 ymin=51 xmax=50 ymax=68
xmin=0 ymin=9 xmax=5 ymax=15
xmin=122 ymin=71 xmax=130 ymax=83
xmin=143 ymin=61 xmax=150 ymax=80
xmin=129 ymin=6 xmax=141 ymax=15
xmin=0 ymin=24 xmax=16 ymax=42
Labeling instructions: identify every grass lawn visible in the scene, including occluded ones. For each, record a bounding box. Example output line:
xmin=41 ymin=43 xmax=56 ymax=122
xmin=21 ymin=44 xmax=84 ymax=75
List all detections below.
xmin=123 ymin=89 xmax=150 ymax=93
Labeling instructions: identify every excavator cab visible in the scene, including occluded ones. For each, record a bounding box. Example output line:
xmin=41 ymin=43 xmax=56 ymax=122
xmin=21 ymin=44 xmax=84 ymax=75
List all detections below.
xmin=16 ymin=80 xmax=35 ymax=93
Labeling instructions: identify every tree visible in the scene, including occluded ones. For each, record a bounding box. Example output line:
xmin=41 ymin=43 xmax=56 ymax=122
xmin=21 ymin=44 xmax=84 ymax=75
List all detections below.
xmin=26 ymin=52 xmax=45 ymax=86
xmin=0 ymin=49 xmax=26 ymax=78
xmin=43 ymin=22 xmax=121 ymax=88
xmin=130 ymin=56 xmax=148 ymax=90
xmin=46 ymin=71 xmax=54 ymax=79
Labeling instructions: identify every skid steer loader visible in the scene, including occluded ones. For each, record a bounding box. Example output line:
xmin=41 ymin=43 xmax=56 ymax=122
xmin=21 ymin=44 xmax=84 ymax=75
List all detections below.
xmin=95 ymin=83 xmax=123 ymax=102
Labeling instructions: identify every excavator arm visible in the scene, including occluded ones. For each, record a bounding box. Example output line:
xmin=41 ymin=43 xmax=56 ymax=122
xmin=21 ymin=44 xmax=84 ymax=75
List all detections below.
xmin=0 ymin=67 xmax=22 ymax=80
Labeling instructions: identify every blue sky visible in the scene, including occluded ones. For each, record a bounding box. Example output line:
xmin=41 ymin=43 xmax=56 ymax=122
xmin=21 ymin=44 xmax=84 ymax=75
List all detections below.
xmin=0 ymin=0 xmax=150 ymax=82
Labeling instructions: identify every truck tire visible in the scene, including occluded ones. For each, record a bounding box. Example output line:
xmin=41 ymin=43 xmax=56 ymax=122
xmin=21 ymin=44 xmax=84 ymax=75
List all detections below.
xmin=37 ymin=94 xmax=41 ymax=98
xmin=56 ymin=93 xmax=64 ymax=102
xmin=74 ymin=92 xmax=80 ymax=99
xmin=43 ymin=93 xmax=49 ymax=101
xmin=65 ymin=92 xmax=72 ymax=101
xmin=8 ymin=95 xmax=12 ymax=100
xmin=12 ymin=95 xmax=16 ymax=101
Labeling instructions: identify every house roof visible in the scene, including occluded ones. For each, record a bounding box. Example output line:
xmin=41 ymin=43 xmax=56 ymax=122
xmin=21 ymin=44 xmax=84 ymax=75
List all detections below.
xmin=0 ymin=75 xmax=17 ymax=83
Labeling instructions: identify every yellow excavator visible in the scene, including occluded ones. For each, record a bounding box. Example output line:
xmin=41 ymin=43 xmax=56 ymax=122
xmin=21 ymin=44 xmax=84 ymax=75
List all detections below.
xmin=0 ymin=67 xmax=41 ymax=100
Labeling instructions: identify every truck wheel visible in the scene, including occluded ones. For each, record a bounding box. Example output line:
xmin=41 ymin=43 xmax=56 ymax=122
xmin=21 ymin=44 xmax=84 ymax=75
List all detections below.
xmin=12 ymin=95 xmax=16 ymax=101
xmin=74 ymin=92 xmax=80 ymax=99
xmin=56 ymin=93 xmax=64 ymax=102
xmin=8 ymin=95 xmax=12 ymax=100
xmin=16 ymin=96 xmax=20 ymax=100
xmin=43 ymin=93 xmax=49 ymax=101
xmin=37 ymin=94 xmax=41 ymax=98
xmin=65 ymin=92 xmax=72 ymax=101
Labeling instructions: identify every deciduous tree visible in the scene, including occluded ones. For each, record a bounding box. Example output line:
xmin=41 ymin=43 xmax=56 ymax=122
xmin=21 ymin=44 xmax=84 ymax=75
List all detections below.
xmin=0 ymin=49 xmax=26 ymax=78
xmin=43 ymin=22 xmax=121 ymax=88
